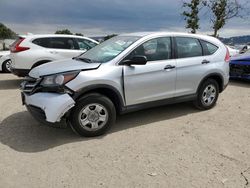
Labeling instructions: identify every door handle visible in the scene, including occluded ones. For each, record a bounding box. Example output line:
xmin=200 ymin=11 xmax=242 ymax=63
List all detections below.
xmin=164 ymin=65 xmax=176 ymax=70
xmin=202 ymin=60 xmax=210 ymax=64
xmin=49 ymin=51 xmax=58 ymax=54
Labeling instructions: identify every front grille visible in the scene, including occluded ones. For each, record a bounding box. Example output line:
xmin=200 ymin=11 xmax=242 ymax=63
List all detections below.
xmin=230 ymin=64 xmax=250 ymax=75
xmin=20 ymin=77 xmax=41 ymax=94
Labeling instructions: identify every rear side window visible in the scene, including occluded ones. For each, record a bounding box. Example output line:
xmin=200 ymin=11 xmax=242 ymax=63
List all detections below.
xmin=201 ymin=40 xmax=218 ymax=55
xmin=33 ymin=37 xmax=77 ymax=50
xmin=176 ymin=37 xmax=202 ymax=58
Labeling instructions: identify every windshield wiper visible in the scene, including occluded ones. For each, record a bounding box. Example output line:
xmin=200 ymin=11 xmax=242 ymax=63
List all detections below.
xmin=73 ymin=57 xmax=93 ymax=63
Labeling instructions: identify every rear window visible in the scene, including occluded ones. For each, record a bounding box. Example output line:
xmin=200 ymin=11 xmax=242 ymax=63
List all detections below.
xmin=176 ymin=37 xmax=203 ymax=58
xmin=201 ymin=40 xmax=218 ymax=55
xmin=33 ymin=37 xmax=78 ymax=50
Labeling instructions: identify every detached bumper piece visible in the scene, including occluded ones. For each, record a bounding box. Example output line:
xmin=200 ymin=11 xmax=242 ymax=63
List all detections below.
xmin=230 ymin=64 xmax=250 ymax=80
xmin=23 ymin=92 xmax=75 ymax=123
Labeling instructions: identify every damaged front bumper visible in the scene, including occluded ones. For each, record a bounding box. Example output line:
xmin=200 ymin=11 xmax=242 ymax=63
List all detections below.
xmin=22 ymin=92 xmax=75 ymax=123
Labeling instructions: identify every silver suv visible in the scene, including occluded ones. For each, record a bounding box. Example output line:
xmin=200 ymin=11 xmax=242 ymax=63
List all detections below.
xmin=20 ymin=32 xmax=230 ymax=137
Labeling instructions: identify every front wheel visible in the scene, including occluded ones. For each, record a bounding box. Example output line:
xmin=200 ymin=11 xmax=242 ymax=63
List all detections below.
xmin=68 ymin=93 xmax=116 ymax=137
xmin=2 ymin=59 xmax=12 ymax=73
xmin=194 ymin=79 xmax=219 ymax=110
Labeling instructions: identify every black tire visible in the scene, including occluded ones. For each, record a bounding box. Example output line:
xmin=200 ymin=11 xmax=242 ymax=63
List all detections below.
xmin=2 ymin=59 xmax=11 ymax=73
xmin=194 ymin=79 xmax=219 ymax=110
xmin=68 ymin=93 xmax=116 ymax=137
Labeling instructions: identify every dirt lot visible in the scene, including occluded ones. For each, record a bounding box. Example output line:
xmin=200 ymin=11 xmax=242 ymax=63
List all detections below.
xmin=0 ymin=73 xmax=249 ymax=188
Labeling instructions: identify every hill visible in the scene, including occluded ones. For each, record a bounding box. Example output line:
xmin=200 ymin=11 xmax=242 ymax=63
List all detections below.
xmin=220 ymin=35 xmax=250 ymax=45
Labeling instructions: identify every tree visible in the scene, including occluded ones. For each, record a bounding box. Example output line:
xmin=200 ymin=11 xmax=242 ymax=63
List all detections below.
xmin=0 ymin=23 xmax=16 ymax=39
xmin=75 ymin=33 xmax=84 ymax=36
xmin=55 ymin=29 xmax=72 ymax=35
xmin=103 ymin=34 xmax=117 ymax=41
xmin=182 ymin=0 xmax=202 ymax=34
xmin=206 ymin=0 xmax=244 ymax=37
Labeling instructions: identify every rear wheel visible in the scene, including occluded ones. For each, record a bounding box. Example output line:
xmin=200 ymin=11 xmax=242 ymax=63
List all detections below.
xmin=2 ymin=59 xmax=12 ymax=73
xmin=68 ymin=93 xmax=116 ymax=137
xmin=194 ymin=79 xmax=219 ymax=110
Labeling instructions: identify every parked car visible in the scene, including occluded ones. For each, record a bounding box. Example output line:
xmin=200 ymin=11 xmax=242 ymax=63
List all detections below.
xmin=10 ymin=34 xmax=99 ymax=77
xmin=226 ymin=45 xmax=239 ymax=57
xmin=20 ymin=32 xmax=229 ymax=137
xmin=0 ymin=50 xmax=11 ymax=73
xmin=230 ymin=52 xmax=250 ymax=80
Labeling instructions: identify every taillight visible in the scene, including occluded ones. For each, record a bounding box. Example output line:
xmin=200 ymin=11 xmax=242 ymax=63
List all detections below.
xmin=10 ymin=38 xmax=30 ymax=53
xmin=225 ymin=46 xmax=230 ymax=62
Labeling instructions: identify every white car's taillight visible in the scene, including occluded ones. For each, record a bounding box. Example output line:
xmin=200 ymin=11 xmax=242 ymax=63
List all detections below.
xmin=10 ymin=38 xmax=30 ymax=53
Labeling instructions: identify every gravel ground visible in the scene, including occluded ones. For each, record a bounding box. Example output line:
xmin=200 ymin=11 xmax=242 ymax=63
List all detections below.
xmin=0 ymin=73 xmax=249 ymax=188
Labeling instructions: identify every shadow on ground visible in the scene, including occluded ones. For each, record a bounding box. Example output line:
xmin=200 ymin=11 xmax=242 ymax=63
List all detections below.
xmin=229 ymin=79 xmax=250 ymax=88
xmin=0 ymin=78 xmax=23 ymax=90
xmin=0 ymin=102 xmax=198 ymax=153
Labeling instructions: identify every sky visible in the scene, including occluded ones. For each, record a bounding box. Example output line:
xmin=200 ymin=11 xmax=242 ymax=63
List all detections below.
xmin=0 ymin=0 xmax=249 ymax=38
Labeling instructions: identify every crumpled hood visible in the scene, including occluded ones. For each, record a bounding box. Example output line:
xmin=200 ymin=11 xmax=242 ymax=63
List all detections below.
xmin=29 ymin=58 xmax=101 ymax=78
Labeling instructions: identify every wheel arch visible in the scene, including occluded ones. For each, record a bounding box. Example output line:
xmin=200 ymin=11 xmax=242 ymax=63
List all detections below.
xmin=31 ymin=59 xmax=52 ymax=69
xmin=73 ymin=84 xmax=125 ymax=114
xmin=197 ymin=73 xmax=224 ymax=93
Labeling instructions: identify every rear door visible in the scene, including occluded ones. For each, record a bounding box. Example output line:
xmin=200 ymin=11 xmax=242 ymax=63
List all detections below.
xmin=123 ymin=37 xmax=177 ymax=105
xmin=174 ymin=37 xmax=218 ymax=97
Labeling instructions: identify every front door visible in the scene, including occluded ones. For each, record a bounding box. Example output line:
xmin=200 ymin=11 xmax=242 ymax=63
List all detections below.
xmin=123 ymin=37 xmax=177 ymax=105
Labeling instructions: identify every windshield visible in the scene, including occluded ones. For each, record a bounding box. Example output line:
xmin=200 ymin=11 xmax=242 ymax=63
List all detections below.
xmin=78 ymin=36 xmax=141 ymax=63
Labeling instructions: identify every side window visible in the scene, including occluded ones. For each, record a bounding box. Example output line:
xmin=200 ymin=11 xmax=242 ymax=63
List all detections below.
xmin=126 ymin=37 xmax=172 ymax=61
xmin=75 ymin=38 xmax=91 ymax=50
xmin=32 ymin=38 xmax=50 ymax=48
xmin=201 ymin=40 xmax=218 ymax=55
xmin=176 ymin=37 xmax=202 ymax=58
xmin=49 ymin=37 xmax=77 ymax=50
xmin=83 ymin=39 xmax=97 ymax=48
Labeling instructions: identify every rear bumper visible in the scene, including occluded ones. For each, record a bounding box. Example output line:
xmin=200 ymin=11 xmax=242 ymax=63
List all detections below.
xmin=11 ymin=68 xmax=30 ymax=77
xmin=23 ymin=92 xmax=75 ymax=123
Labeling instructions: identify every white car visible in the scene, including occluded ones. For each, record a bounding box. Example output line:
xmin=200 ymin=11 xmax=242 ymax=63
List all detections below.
xmin=0 ymin=50 xmax=11 ymax=73
xmin=10 ymin=34 xmax=98 ymax=77
xmin=226 ymin=45 xmax=239 ymax=57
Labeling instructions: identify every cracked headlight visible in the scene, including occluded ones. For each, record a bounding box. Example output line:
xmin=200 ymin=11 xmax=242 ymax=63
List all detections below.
xmin=41 ymin=71 xmax=80 ymax=87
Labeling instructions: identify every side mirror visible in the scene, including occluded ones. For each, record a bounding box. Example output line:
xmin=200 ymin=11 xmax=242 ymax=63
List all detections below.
xmin=121 ymin=55 xmax=147 ymax=66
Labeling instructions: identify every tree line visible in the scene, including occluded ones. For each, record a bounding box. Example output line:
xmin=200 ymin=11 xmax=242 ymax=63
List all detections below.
xmin=182 ymin=0 xmax=248 ymax=37
xmin=0 ymin=25 xmax=116 ymax=42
